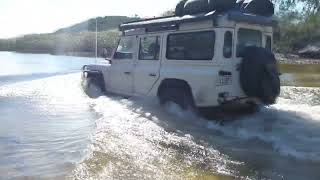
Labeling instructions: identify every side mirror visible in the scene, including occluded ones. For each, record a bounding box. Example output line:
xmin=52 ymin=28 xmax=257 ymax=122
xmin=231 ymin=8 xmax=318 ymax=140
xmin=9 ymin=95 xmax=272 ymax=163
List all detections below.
xmin=102 ymin=48 xmax=111 ymax=64
xmin=105 ymin=57 xmax=112 ymax=64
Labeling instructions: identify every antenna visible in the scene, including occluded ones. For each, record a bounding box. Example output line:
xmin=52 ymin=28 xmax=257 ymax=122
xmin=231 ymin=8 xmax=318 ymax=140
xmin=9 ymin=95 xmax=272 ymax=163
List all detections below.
xmin=95 ymin=18 xmax=98 ymax=64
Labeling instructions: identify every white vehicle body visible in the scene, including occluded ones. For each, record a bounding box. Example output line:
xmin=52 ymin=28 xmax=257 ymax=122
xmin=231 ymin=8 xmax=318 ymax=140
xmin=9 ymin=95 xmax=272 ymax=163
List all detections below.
xmin=82 ymin=11 xmax=276 ymax=109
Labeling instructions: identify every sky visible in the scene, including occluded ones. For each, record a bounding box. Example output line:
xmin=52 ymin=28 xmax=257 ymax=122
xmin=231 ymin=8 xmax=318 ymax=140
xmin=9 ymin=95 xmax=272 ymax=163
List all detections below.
xmin=0 ymin=0 xmax=180 ymax=38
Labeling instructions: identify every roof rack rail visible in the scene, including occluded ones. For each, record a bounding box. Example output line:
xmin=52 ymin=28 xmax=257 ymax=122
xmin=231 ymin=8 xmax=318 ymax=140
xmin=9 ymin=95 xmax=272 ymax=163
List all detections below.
xmin=122 ymin=15 xmax=176 ymax=25
xmin=119 ymin=11 xmax=217 ymax=32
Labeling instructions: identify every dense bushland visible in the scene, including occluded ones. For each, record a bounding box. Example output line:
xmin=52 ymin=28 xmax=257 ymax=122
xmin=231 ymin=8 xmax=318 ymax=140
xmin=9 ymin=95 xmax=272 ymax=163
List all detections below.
xmin=274 ymin=0 xmax=320 ymax=53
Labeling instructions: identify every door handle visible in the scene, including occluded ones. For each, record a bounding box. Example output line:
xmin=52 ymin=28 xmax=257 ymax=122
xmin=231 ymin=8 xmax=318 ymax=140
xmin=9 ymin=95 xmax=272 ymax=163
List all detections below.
xmin=149 ymin=73 xmax=157 ymax=77
xmin=124 ymin=72 xmax=131 ymax=75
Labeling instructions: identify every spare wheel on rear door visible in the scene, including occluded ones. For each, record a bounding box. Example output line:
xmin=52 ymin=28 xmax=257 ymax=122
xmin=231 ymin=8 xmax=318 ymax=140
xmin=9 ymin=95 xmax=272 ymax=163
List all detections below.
xmin=239 ymin=46 xmax=280 ymax=105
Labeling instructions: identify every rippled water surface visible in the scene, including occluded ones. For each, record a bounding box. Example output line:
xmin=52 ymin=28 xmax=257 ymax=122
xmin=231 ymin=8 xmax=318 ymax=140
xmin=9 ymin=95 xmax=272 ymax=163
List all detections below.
xmin=0 ymin=52 xmax=320 ymax=180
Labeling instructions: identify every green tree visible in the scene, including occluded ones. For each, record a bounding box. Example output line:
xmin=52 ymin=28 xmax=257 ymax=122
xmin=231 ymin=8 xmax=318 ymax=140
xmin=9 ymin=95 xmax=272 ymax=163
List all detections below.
xmin=278 ymin=0 xmax=320 ymax=15
xmin=274 ymin=0 xmax=320 ymax=52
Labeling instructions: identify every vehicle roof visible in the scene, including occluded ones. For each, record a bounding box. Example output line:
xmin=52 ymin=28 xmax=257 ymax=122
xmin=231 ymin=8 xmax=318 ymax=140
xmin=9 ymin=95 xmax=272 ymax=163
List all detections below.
xmin=119 ymin=11 xmax=277 ymax=32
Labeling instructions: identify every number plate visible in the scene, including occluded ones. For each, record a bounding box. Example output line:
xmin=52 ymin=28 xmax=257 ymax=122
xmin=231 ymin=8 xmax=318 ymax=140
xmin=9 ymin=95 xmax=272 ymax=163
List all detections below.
xmin=216 ymin=75 xmax=232 ymax=86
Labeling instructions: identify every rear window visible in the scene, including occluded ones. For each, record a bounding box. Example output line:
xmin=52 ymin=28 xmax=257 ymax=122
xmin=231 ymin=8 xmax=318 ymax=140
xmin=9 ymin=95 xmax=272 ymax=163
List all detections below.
xmin=166 ymin=31 xmax=215 ymax=60
xmin=223 ymin=31 xmax=233 ymax=58
xmin=237 ymin=28 xmax=262 ymax=57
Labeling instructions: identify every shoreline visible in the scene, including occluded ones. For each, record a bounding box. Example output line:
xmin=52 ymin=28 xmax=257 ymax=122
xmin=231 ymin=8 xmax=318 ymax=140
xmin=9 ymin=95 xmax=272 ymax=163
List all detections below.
xmin=276 ymin=53 xmax=320 ymax=65
xmin=1 ymin=50 xmax=103 ymax=58
xmin=2 ymin=50 xmax=320 ymax=65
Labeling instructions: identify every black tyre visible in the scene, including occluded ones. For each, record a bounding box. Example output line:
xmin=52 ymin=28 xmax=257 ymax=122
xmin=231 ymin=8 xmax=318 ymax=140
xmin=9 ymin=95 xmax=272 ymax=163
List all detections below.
xmin=241 ymin=0 xmax=274 ymax=17
xmin=240 ymin=46 xmax=280 ymax=105
xmin=175 ymin=0 xmax=188 ymax=16
xmin=159 ymin=87 xmax=197 ymax=113
xmin=183 ymin=0 xmax=209 ymax=15
xmin=82 ymin=76 xmax=103 ymax=98
xmin=208 ymin=0 xmax=236 ymax=12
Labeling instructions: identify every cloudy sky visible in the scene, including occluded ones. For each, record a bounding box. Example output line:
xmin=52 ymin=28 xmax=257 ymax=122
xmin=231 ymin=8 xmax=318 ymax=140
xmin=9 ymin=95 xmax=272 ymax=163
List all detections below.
xmin=0 ymin=0 xmax=180 ymax=38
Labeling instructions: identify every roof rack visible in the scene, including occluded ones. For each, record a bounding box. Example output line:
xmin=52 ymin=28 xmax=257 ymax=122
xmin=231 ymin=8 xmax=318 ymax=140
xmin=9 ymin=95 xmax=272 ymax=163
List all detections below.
xmin=119 ymin=11 xmax=217 ymax=32
xmin=228 ymin=11 xmax=277 ymax=27
xmin=121 ymin=15 xmax=176 ymax=25
xmin=119 ymin=11 xmax=276 ymax=32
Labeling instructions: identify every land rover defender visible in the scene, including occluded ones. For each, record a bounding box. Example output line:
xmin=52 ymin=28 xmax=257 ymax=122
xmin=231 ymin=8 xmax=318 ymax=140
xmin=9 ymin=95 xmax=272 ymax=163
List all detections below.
xmin=82 ymin=0 xmax=280 ymax=115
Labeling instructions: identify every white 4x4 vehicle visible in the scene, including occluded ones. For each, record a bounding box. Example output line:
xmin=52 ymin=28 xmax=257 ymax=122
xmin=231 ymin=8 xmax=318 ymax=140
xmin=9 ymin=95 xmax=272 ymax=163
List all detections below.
xmin=82 ymin=10 xmax=280 ymax=115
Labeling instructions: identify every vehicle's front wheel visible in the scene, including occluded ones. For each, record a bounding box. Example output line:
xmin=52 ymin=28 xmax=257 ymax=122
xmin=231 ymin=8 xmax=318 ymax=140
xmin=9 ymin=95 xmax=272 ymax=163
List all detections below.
xmin=82 ymin=76 xmax=103 ymax=98
xmin=158 ymin=87 xmax=197 ymax=113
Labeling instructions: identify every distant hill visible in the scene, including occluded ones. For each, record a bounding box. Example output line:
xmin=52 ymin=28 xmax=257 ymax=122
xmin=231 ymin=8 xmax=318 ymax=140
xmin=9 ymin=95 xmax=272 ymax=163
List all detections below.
xmin=0 ymin=15 xmax=140 ymax=56
xmin=55 ymin=16 xmax=140 ymax=33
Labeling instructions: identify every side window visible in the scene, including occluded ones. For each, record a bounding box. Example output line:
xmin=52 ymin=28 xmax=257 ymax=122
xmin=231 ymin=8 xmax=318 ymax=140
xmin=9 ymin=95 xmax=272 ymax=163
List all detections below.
xmin=265 ymin=35 xmax=272 ymax=51
xmin=237 ymin=28 xmax=262 ymax=57
xmin=113 ymin=37 xmax=134 ymax=59
xmin=139 ymin=36 xmax=160 ymax=60
xmin=223 ymin=31 xmax=233 ymax=58
xmin=167 ymin=31 xmax=215 ymax=60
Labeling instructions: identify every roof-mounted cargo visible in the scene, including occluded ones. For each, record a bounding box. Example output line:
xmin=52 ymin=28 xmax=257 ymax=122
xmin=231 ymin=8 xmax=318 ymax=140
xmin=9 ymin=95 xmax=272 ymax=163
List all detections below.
xmin=175 ymin=0 xmax=274 ymax=17
xmin=119 ymin=0 xmax=276 ymax=33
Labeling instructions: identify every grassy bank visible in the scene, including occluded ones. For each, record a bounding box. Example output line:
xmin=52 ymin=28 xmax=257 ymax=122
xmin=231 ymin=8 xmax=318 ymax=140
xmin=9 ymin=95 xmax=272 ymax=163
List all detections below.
xmin=280 ymin=63 xmax=320 ymax=87
xmin=0 ymin=30 xmax=121 ymax=57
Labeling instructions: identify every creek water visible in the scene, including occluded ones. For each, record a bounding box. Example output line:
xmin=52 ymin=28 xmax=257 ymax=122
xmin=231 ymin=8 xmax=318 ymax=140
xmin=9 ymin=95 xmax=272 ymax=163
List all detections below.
xmin=0 ymin=51 xmax=319 ymax=180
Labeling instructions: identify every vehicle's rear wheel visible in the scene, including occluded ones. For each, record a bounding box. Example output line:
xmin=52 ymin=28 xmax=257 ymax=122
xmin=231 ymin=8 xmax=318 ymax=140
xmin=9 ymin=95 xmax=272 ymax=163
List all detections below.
xmin=159 ymin=87 xmax=197 ymax=113
xmin=82 ymin=76 xmax=103 ymax=98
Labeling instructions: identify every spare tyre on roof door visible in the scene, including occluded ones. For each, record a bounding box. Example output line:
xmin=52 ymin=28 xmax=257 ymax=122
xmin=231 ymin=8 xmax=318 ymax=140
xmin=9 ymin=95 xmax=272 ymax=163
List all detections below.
xmin=239 ymin=46 xmax=280 ymax=105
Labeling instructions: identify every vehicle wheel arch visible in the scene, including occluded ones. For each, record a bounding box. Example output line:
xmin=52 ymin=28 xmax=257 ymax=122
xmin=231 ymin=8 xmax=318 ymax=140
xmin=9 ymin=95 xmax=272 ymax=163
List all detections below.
xmin=157 ymin=78 xmax=193 ymax=95
xmin=83 ymin=70 xmax=106 ymax=92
